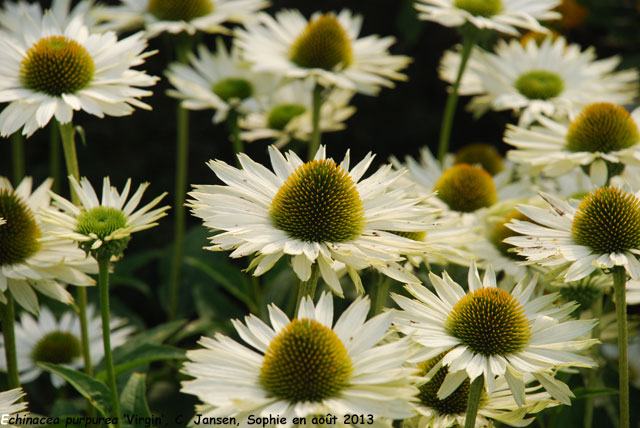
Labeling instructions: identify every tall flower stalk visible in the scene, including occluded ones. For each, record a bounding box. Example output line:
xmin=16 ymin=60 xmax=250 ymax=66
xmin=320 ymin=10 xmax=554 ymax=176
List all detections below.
xmin=308 ymin=84 xmax=323 ymax=161
xmin=613 ymin=267 xmax=630 ymax=428
xmin=438 ymin=25 xmax=478 ymax=165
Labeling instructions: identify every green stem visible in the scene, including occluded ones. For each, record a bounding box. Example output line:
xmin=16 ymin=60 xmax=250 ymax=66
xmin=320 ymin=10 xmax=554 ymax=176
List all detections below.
xmin=49 ymin=122 xmax=61 ymax=194
xmin=308 ymin=84 xmax=323 ymax=161
xmin=295 ymin=264 xmax=320 ymax=316
xmin=168 ymin=103 xmax=189 ymax=321
xmin=371 ymin=276 xmax=392 ymax=316
xmin=227 ymin=109 xmax=244 ymax=161
xmin=57 ymin=120 xmax=94 ymax=420
xmin=168 ymin=38 xmax=194 ymax=322
xmin=613 ymin=267 xmax=629 ymax=428
xmin=11 ymin=133 xmax=25 ymax=184
xmin=584 ymin=294 xmax=603 ymax=428
xmin=98 ymin=256 xmax=122 ymax=427
xmin=464 ymin=376 xmax=484 ymax=428
xmin=437 ymin=27 xmax=478 ymax=166
xmin=0 ymin=294 xmax=20 ymax=390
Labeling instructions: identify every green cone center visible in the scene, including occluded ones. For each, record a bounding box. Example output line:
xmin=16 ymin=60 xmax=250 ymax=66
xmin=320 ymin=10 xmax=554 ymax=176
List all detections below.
xmin=571 ymin=186 xmax=640 ymax=254
xmin=434 ymin=164 xmax=498 ymax=213
xmin=453 ymin=0 xmax=502 ymax=17
xmin=267 ymin=104 xmax=307 ymax=130
xmin=417 ymin=353 xmax=471 ymax=415
xmin=454 ymin=143 xmax=505 ymax=176
xmin=0 ymin=190 xmax=41 ymax=266
xmin=445 ymin=287 xmax=531 ymax=355
xmin=31 ymin=331 xmax=82 ymax=365
xmin=566 ymin=103 xmax=639 ymax=153
xmin=270 ymin=159 xmax=365 ymax=243
xmin=76 ymin=206 xmax=127 ymax=240
xmin=148 ymin=0 xmax=213 ymax=21
xmin=20 ymin=36 xmax=95 ymax=96
xmin=259 ymin=318 xmax=353 ymax=402
xmin=212 ymin=78 xmax=253 ymax=102
xmin=515 ymin=70 xmax=564 ymax=100
xmin=289 ymin=14 xmax=353 ymax=70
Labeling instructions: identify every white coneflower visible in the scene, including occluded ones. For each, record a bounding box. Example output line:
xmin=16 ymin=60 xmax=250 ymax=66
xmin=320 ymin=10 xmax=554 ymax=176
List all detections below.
xmin=235 ymin=9 xmax=411 ymax=96
xmin=393 ymin=263 xmax=597 ymax=405
xmin=0 ymin=11 xmax=157 ymax=137
xmin=439 ymin=37 xmax=639 ymax=126
xmin=93 ymin=0 xmax=269 ymax=38
xmin=0 ymin=177 xmax=96 ymax=314
xmin=189 ymin=145 xmax=432 ymax=296
xmin=181 ymin=292 xmax=416 ymax=425
xmin=0 ymin=388 xmax=28 ymax=428
xmin=415 ymin=0 xmax=560 ymax=35
xmin=0 ymin=306 xmax=133 ymax=387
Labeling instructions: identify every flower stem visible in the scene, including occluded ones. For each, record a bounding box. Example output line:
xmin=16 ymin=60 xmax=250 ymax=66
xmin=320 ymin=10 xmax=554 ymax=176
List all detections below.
xmin=584 ymin=293 xmax=603 ymax=428
xmin=308 ymin=84 xmax=323 ymax=161
xmin=57 ymin=120 xmax=94 ymax=420
xmin=49 ymin=122 xmax=61 ymax=193
xmin=168 ymin=38 xmax=193 ymax=322
xmin=464 ymin=376 xmax=484 ymax=428
xmin=613 ymin=266 xmax=629 ymax=428
xmin=11 ymin=133 xmax=25 ymax=185
xmin=295 ymin=264 xmax=320 ymax=316
xmin=0 ymin=294 xmax=20 ymax=390
xmin=168 ymin=103 xmax=189 ymax=321
xmin=97 ymin=256 xmax=122 ymax=427
xmin=370 ymin=275 xmax=392 ymax=316
xmin=437 ymin=26 xmax=478 ymax=167
xmin=227 ymin=109 xmax=244 ymax=162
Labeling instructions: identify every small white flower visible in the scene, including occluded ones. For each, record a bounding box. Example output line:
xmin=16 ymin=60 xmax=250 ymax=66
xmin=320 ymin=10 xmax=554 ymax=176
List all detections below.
xmin=0 ymin=306 xmax=134 ymax=387
xmin=393 ymin=263 xmax=597 ymax=405
xmin=235 ymin=9 xmax=411 ymax=96
xmin=506 ymin=187 xmax=640 ymax=282
xmin=166 ymin=38 xmax=275 ymax=124
xmin=415 ymin=0 xmax=561 ymax=35
xmin=0 ymin=177 xmax=96 ymax=314
xmin=43 ymin=176 xmax=169 ymax=259
xmin=0 ymin=388 xmax=28 ymax=428
xmin=505 ymin=103 xmax=640 ymax=184
xmin=440 ymin=37 xmax=639 ymax=126
xmin=240 ymin=80 xmax=356 ymax=147
xmin=93 ymin=0 xmax=269 ymax=38
xmin=181 ymin=292 xmax=416 ymax=426
xmin=0 ymin=11 xmax=158 ymax=137
xmin=189 ymin=145 xmax=433 ymax=296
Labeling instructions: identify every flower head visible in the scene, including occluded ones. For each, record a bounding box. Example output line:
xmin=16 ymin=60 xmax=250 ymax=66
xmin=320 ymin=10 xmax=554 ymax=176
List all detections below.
xmin=181 ymin=292 xmax=416 ymax=425
xmin=235 ymin=9 xmax=411 ymax=95
xmin=440 ymin=37 xmax=639 ymax=126
xmin=0 ymin=177 xmax=96 ymax=314
xmin=0 ymin=11 xmax=158 ymax=137
xmin=166 ymin=38 xmax=274 ymax=124
xmin=506 ymin=187 xmax=640 ymax=281
xmin=93 ymin=0 xmax=269 ymax=38
xmin=189 ymin=146 xmax=435 ymax=296
xmin=43 ymin=176 xmax=169 ymax=259
xmin=0 ymin=306 xmax=133 ymax=387
xmin=506 ymin=103 xmax=640 ymax=184
xmin=415 ymin=0 xmax=561 ymax=35
xmin=240 ymin=80 xmax=355 ymax=147
xmin=393 ymin=263 xmax=597 ymax=405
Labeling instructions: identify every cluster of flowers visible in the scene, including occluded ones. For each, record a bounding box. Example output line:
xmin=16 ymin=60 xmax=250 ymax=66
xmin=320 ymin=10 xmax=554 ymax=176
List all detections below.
xmin=0 ymin=0 xmax=638 ymax=427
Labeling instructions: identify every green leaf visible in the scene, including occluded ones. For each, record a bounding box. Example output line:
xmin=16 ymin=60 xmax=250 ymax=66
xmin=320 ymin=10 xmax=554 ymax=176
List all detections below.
xmin=573 ymin=387 xmax=620 ymax=399
xmin=121 ymin=373 xmax=154 ymax=428
xmin=184 ymin=256 xmax=255 ymax=311
xmin=96 ymin=344 xmax=185 ymax=383
xmin=94 ymin=320 xmax=186 ymax=374
xmin=37 ymin=363 xmax=111 ymax=417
